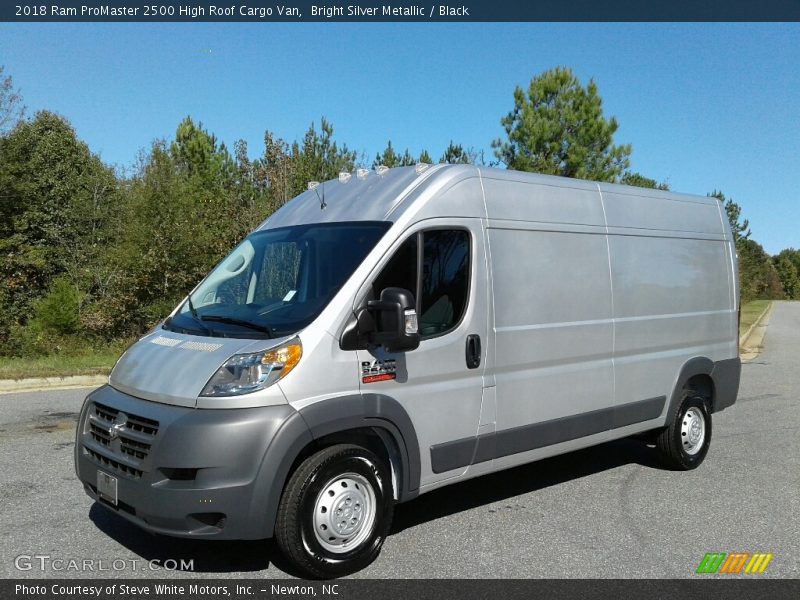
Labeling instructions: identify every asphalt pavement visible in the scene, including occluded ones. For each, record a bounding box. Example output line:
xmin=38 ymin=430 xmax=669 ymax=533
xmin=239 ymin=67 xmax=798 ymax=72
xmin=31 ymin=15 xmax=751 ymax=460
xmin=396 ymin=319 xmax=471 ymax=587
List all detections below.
xmin=1 ymin=302 xmax=798 ymax=579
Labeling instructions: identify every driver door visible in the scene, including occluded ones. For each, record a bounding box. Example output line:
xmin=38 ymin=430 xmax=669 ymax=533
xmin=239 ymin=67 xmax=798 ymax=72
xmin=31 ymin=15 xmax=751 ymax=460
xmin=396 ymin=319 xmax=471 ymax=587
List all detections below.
xmin=356 ymin=219 xmax=489 ymax=487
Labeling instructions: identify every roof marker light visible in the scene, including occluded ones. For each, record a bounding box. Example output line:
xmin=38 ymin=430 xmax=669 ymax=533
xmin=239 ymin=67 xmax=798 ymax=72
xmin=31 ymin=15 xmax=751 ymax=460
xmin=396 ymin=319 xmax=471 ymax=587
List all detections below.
xmin=307 ymin=181 xmax=320 ymax=190
xmin=356 ymin=168 xmax=369 ymax=180
xmin=376 ymin=165 xmax=389 ymax=177
xmin=415 ymin=162 xmax=430 ymax=174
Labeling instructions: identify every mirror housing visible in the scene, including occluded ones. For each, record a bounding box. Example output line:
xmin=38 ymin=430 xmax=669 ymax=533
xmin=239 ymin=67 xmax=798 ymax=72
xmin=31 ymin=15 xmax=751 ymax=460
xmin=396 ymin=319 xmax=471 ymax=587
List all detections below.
xmin=340 ymin=287 xmax=420 ymax=352
xmin=369 ymin=287 xmax=420 ymax=352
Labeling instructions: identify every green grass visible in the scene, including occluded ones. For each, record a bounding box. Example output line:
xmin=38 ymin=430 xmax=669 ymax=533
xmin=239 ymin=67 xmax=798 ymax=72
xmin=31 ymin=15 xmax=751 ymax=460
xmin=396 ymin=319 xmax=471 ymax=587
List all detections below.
xmin=0 ymin=347 xmax=122 ymax=380
xmin=740 ymin=299 xmax=771 ymax=335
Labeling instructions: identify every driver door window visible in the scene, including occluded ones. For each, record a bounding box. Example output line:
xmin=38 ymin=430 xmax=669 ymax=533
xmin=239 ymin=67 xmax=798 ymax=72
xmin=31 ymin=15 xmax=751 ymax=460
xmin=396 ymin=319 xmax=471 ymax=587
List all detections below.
xmin=373 ymin=229 xmax=470 ymax=339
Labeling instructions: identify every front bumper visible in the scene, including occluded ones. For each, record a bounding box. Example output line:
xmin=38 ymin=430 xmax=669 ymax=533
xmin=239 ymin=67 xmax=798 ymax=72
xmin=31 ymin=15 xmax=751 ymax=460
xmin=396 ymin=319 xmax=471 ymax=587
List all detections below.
xmin=75 ymin=385 xmax=301 ymax=540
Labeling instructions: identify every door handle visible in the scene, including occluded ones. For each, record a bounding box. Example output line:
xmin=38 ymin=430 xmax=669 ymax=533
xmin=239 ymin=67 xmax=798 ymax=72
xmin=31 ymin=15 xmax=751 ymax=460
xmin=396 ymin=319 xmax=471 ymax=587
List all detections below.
xmin=466 ymin=334 xmax=481 ymax=369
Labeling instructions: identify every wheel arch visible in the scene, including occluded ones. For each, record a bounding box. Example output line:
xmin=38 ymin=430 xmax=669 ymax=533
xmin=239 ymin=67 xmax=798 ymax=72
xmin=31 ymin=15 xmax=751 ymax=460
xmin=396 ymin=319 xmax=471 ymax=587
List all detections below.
xmin=666 ymin=357 xmax=715 ymax=423
xmin=250 ymin=393 xmax=420 ymax=539
xmin=667 ymin=356 xmax=741 ymax=419
xmin=297 ymin=393 xmax=421 ymax=502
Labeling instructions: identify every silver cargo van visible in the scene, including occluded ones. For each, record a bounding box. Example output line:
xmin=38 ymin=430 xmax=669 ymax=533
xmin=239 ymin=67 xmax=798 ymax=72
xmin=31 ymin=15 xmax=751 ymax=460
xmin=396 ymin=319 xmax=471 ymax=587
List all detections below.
xmin=75 ymin=164 xmax=741 ymax=578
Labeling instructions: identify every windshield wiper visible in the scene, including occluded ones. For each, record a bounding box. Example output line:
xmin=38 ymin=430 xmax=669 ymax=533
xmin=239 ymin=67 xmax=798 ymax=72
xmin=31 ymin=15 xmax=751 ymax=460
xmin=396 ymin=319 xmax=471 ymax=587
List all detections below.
xmin=187 ymin=295 xmax=199 ymax=319
xmin=180 ymin=295 xmax=212 ymax=335
xmin=200 ymin=315 xmax=273 ymax=337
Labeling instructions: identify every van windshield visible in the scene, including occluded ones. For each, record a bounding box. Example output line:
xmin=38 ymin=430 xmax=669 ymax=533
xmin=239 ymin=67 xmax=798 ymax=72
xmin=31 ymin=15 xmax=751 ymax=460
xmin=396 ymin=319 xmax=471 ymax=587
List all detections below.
xmin=163 ymin=221 xmax=391 ymax=339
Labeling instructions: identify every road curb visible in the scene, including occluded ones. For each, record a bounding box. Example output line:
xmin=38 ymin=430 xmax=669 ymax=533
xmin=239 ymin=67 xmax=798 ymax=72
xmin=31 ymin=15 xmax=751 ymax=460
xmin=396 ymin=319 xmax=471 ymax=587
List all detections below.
xmin=739 ymin=301 xmax=773 ymax=349
xmin=0 ymin=374 xmax=108 ymax=395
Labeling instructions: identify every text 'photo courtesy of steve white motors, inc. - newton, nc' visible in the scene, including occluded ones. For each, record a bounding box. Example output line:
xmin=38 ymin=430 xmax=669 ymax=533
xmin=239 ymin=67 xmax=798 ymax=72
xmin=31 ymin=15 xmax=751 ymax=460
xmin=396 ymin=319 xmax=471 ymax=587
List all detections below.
xmin=22 ymin=3 xmax=471 ymax=18
xmin=15 ymin=583 xmax=337 ymax=597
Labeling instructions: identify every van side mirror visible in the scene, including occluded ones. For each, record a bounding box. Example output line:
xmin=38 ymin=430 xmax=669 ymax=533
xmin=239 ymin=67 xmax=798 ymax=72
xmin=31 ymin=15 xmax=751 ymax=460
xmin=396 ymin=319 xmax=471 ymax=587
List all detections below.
xmin=369 ymin=287 xmax=420 ymax=352
xmin=340 ymin=287 xmax=420 ymax=352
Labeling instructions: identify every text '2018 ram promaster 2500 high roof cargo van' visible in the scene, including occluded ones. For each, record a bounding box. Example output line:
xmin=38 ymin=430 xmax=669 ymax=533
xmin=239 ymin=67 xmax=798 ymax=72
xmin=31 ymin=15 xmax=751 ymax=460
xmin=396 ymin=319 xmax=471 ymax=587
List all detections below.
xmin=76 ymin=164 xmax=741 ymax=578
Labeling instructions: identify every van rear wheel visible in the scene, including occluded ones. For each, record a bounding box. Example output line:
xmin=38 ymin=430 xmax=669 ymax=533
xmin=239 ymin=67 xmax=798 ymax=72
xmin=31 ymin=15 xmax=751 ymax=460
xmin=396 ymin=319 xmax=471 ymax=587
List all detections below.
xmin=274 ymin=444 xmax=393 ymax=579
xmin=655 ymin=394 xmax=712 ymax=470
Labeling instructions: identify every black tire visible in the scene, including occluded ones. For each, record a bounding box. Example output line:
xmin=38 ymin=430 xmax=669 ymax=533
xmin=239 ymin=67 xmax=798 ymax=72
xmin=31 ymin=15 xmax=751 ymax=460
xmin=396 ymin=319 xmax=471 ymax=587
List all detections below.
xmin=655 ymin=394 xmax=712 ymax=470
xmin=274 ymin=444 xmax=394 ymax=579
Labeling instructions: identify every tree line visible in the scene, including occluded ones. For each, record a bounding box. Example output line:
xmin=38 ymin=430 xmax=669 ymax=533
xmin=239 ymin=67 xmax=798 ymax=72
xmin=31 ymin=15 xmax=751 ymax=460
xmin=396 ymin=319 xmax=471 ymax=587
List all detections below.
xmin=0 ymin=65 xmax=797 ymax=358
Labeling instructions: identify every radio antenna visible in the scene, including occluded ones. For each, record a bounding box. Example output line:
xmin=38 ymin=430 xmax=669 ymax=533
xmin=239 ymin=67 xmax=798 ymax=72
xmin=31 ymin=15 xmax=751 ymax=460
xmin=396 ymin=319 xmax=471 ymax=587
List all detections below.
xmin=307 ymin=180 xmax=326 ymax=210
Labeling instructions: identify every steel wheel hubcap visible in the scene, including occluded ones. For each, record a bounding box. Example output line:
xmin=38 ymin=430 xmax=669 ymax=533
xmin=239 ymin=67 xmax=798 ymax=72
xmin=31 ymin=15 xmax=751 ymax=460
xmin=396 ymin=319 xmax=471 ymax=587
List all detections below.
xmin=312 ymin=472 xmax=377 ymax=554
xmin=681 ymin=407 xmax=706 ymax=455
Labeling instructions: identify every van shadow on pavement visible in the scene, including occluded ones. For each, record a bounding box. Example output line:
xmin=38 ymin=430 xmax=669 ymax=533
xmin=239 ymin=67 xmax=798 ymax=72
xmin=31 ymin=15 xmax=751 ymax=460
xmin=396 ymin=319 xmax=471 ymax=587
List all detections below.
xmin=89 ymin=437 xmax=662 ymax=575
xmin=390 ymin=437 xmax=661 ymax=534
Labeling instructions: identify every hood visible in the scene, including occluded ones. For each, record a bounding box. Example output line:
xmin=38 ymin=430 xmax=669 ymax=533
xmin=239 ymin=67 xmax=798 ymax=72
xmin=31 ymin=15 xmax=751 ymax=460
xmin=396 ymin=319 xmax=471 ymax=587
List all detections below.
xmin=109 ymin=328 xmax=290 ymax=407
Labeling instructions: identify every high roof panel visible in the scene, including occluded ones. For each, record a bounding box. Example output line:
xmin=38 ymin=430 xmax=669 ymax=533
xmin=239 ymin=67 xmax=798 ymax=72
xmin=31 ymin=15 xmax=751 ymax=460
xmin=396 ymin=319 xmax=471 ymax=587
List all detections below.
xmin=258 ymin=165 xmax=444 ymax=229
xmin=257 ymin=164 xmax=727 ymax=238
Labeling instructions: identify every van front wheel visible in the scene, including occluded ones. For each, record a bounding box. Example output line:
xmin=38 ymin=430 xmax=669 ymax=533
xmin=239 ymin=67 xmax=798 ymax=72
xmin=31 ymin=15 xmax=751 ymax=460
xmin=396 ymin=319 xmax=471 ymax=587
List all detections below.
xmin=274 ymin=444 xmax=394 ymax=578
xmin=655 ymin=395 xmax=712 ymax=470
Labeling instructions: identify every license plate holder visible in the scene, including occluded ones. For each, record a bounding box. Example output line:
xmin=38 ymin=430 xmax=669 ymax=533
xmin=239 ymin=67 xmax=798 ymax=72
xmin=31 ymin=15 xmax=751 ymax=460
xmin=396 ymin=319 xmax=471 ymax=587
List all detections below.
xmin=97 ymin=471 xmax=118 ymax=505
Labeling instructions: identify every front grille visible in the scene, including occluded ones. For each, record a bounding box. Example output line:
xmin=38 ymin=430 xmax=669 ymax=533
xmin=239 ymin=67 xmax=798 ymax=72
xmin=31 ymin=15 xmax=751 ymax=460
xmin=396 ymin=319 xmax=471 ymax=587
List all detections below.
xmin=84 ymin=401 xmax=160 ymax=479
xmin=94 ymin=402 xmax=159 ymax=435
xmin=87 ymin=448 xmax=144 ymax=478
xmin=119 ymin=437 xmax=149 ymax=460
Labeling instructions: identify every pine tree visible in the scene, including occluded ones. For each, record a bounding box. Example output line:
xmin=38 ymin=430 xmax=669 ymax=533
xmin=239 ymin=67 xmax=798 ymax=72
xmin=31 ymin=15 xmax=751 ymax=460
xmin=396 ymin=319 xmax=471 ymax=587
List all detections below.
xmin=621 ymin=172 xmax=669 ymax=190
xmin=492 ymin=66 xmax=631 ymax=181
xmin=440 ymin=141 xmax=472 ymax=164
xmin=709 ymin=190 xmax=750 ymax=243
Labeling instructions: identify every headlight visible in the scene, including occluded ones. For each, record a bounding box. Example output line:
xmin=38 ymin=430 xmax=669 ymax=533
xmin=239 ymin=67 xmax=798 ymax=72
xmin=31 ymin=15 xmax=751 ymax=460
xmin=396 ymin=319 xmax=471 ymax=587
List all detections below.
xmin=200 ymin=338 xmax=302 ymax=397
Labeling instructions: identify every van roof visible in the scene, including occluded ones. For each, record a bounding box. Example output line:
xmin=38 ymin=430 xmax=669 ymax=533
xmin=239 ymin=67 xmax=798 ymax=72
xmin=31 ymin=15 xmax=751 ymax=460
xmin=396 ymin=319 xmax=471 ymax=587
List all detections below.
xmin=257 ymin=164 xmax=723 ymax=234
xmin=258 ymin=164 xmax=448 ymax=230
